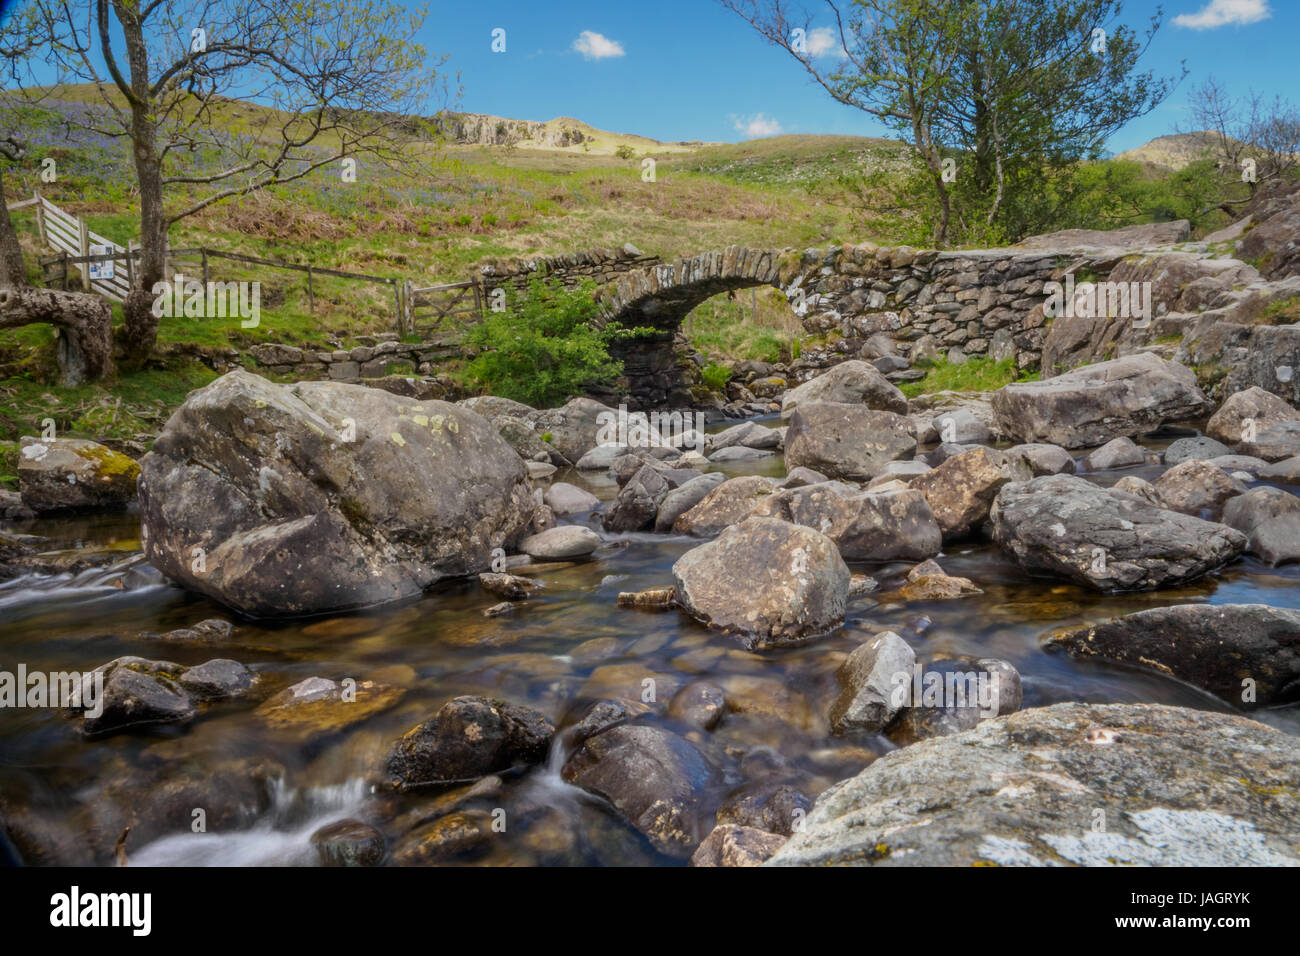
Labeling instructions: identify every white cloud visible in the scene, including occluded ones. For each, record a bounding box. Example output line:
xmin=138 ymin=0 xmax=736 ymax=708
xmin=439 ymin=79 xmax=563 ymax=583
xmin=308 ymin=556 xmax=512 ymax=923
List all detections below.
xmin=573 ymin=30 xmax=625 ymax=60
xmin=1173 ymin=0 xmax=1271 ymax=29
xmin=805 ymin=26 xmax=842 ymax=58
xmin=734 ymin=113 xmax=783 ymax=138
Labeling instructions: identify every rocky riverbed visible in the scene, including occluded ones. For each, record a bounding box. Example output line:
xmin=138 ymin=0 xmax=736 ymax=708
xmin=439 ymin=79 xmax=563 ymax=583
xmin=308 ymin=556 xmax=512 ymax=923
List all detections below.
xmin=2 ymin=358 xmax=1299 ymax=867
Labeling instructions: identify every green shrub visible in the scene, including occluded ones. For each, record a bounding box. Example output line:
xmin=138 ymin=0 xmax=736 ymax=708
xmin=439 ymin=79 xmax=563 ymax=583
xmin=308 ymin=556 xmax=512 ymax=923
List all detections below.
xmin=461 ymin=275 xmax=647 ymax=407
xmin=700 ymin=362 xmax=733 ymax=391
xmin=614 ymin=144 xmax=637 ymax=160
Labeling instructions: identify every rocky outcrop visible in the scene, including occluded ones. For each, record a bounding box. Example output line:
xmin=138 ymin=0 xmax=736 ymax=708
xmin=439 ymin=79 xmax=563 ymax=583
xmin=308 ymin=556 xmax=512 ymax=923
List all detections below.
xmin=989 ymin=475 xmax=1245 ymax=591
xmin=137 ymin=371 xmax=534 ymax=616
xmin=768 ymin=703 xmax=1300 ymax=866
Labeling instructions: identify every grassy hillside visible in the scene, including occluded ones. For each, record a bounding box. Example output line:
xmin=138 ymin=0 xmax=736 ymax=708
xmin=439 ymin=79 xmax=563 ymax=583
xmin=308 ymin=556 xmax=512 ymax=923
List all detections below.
xmin=0 ymin=85 xmax=1210 ymax=485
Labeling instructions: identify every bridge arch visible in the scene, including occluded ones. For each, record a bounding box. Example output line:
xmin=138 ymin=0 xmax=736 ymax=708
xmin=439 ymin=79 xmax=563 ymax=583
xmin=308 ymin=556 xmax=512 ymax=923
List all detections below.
xmin=596 ymin=246 xmax=799 ymax=332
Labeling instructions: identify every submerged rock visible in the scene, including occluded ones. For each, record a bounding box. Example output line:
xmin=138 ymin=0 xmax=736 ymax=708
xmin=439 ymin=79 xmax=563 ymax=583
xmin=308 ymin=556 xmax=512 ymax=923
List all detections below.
xmin=138 ymin=370 xmax=535 ymax=616
xmin=385 ymin=695 xmax=554 ymax=790
xmin=255 ymin=677 xmax=403 ymax=740
xmin=1046 ymin=604 xmax=1300 ymax=708
xmin=691 ymin=824 xmax=786 ymax=867
xmin=310 ymin=819 xmax=386 ymax=867
xmin=561 ymin=723 xmax=719 ymax=858
xmin=768 ymin=703 xmax=1300 ymax=866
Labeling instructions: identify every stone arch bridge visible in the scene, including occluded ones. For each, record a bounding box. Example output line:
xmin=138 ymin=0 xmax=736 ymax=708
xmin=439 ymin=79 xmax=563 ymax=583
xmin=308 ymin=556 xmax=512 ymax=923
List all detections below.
xmin=479 ymin=240 xmax=1113 ymax=405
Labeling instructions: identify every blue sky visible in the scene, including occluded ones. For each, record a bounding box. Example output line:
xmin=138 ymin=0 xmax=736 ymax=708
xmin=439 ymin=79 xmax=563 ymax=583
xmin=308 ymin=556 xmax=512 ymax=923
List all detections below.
xmin=421 ymin=0 xmax=1298 ymax=153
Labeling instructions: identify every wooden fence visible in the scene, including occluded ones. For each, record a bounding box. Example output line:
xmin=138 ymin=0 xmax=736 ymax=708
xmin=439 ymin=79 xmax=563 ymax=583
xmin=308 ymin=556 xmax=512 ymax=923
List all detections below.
xmin=10 ymin=192 xmax=421 ymax=329
xmin=8 ymin=192 xmax=503 ymax=335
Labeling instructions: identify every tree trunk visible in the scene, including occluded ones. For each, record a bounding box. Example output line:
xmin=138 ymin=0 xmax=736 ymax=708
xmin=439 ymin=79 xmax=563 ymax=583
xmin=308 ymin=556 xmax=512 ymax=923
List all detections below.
xmin=0 ymin=168 xmax=28 ymax=288
xmin=0 ymin=286 xmax=115 ymax=386
xmin=118 ymin=4 xmax=166 ymax=362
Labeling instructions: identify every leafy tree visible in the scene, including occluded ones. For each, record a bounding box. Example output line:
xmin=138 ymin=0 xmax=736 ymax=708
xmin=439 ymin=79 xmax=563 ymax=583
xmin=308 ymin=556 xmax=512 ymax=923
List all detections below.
xmin=718 ymin=0 xmax=1181 ymax=244
xmin=462 ymin=275 xmax=645 ymax=408
xmin=7 ymin=0 xmax=443 ymax=361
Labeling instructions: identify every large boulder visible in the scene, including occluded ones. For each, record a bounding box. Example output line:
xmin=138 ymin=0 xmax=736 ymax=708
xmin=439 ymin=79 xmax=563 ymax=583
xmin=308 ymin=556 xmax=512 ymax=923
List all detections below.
xmin=1238 ymin=421 xmax=1300 ymax=462
xmin=784 ymin=403 xmax=916 ymax=480
xmin=1151 ymin=459 xmax=1247 ymax=519
xmin=753 ymin=484 xmax=941 ymax=561
xmin=137 ymin=371 xmax=534 ymax=616
xmin=1222 ymin=487 xmax=1300 ymax=566
xmin=655 ymin=472 xmax=727 ymax=533
xmin=18 ymin=437 xmax=140 ymax=513
xmin=1207 ymin=387 xmax=1299 ymax=444
xmin=990 ymin=354 xmax=1210 ymax=449
xmin=767 ymin=703 xmax=1300 ymax=866
xmin=528 ymin=396 xmax=617 ymax=463
xmin=672 ymin=516 xmax=850 ymax=648
xmin=673 ymin=476 xmax=776 ymax=537
xmin=561 ymin=724 xmax=719 ymax=858
xmin=602 ymin=465 xmax=670 ymax=532
xmin=988 ymin=475 xmax=1245 ymax=591
xmin=1047 ymin=604 xmax=1300 ymax=709
xmin=780 ymin=360 xmax=908 ymax=420
xmin=909 ymin=447 xmax=1029 ymax=539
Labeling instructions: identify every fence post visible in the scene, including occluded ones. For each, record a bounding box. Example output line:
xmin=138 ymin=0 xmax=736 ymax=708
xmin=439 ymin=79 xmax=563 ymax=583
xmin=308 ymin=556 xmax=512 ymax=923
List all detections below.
xmin=125 ymin=240 xmax=135 ymax=289
xmin=33 ymin=192 xmax=46 ymax=246
xmin=404 ymin=280 xmax=414 ymax=333
xmin=61 ymin=251 xmax=69 ymax=290
xmin=201 ymin=248 xmax=209 ymax=290
xmin=393 ymin=280 xmax=404 ymax=335
xmin=306 ymin=265 xmax=314 ymax=313
xmin=78 ymin=218 xmax=90 ymax=291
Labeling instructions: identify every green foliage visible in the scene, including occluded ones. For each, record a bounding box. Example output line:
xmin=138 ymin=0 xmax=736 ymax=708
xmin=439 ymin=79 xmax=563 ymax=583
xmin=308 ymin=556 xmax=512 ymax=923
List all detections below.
xmin=461 ymin=275 xmax=642 ymax=407
xmin=899 ymin=356 xmax=1035 ymax=398
xmin=700 ymin=362 xmax=733 ymax=391
xmin=614 ymin=144 xmax=637 ymax=160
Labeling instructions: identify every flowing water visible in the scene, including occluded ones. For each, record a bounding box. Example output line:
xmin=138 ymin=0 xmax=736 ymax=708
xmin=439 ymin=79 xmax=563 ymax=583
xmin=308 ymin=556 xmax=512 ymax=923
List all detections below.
xmin=3 ymin=419 xmax=1299 ymax=866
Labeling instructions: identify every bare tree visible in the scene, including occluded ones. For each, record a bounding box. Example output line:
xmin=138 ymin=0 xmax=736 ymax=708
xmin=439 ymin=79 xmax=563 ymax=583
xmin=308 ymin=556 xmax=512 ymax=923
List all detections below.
xmin=9 ymin=0 xmax=441 ymax=361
